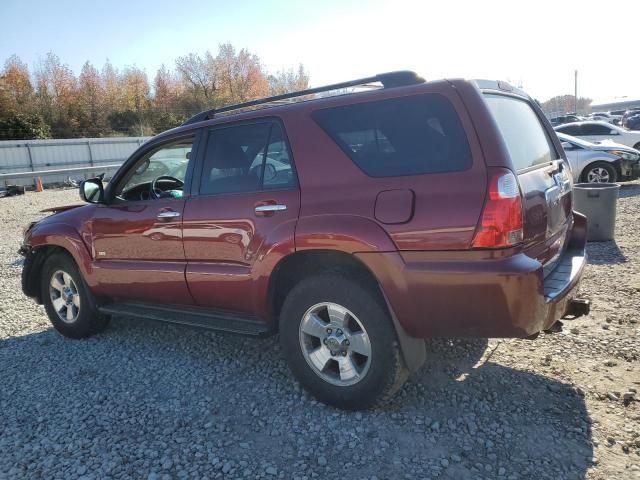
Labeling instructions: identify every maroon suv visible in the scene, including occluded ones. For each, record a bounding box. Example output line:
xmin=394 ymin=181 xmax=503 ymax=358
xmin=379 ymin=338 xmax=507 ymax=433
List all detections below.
xmin=21 ymin=71 xmax=587 ymax=409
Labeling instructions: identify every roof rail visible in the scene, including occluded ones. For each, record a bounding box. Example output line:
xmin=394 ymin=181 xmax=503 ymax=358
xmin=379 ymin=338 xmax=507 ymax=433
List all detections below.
xmin=182 ymin=70 xmax=425 ymax=126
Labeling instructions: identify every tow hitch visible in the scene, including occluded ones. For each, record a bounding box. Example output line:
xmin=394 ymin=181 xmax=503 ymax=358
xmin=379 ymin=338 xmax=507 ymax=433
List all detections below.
xmin=564 ymin=298 xmax=591 ymax=318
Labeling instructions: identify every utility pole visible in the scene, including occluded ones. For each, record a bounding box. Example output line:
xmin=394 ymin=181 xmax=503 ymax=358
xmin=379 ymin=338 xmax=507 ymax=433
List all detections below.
xmin=574 ymin=70 xmax=578 ymax=114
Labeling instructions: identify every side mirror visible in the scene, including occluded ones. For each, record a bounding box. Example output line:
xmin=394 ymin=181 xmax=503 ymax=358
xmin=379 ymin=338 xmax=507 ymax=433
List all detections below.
xmin=609 ymin=130 xmax=620 ymax=135
xmin=561 ymin=141 xmax=574 ymax=150
xmin=79 ymin=178 xmax=104 ymax=204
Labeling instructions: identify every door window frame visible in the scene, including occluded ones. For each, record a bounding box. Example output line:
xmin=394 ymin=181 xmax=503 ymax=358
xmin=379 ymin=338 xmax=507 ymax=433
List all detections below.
xmin=191 ymin=117 xmax=298 ymax=198
xmin=104 ymin=130 xmax=204 ymax=204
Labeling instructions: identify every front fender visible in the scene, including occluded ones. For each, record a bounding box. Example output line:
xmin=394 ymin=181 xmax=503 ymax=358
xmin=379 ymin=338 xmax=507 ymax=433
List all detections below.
xmin=29 ymin=223 xmax=96 ymax=287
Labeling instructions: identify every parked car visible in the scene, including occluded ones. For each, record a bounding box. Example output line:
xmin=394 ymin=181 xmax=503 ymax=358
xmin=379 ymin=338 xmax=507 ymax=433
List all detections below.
xmin=622 ymin=108 xmax=640 ymax=128
xmin=555 ymin=121 xmax=640 ymax=150
xmin=20 ymin=72 xmax=588 ymax=410
xmin=557 ymin=132 xmax=640 ymax=183
xmin=624 ymin=113 xmax=640 ymax=131
xmin=589 ymin=112 xmax=619 ymax=124
xmin=550 ymin=114 xmax=582 ymax=126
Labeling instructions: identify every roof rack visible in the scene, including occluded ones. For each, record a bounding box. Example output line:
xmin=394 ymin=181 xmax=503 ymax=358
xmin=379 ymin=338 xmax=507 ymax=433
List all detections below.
xmin=182 ymin=70 xmax=425 ymax=126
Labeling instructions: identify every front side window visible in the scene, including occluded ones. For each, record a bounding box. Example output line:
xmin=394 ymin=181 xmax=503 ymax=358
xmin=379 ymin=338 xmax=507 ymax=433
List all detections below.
xmin=116 ymin=137 xmax=193 ymax=201
xmin=484 ymin=94 xmax=558 ymax=171
xmin=199 ymin=121 xmax=295 ymax=195
xmin=312 ymin=94 xmax=472 ymax=177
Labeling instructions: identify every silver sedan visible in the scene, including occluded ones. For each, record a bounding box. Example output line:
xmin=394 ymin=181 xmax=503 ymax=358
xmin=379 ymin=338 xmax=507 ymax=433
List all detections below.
xmin=557 ymin=132 xmax=640 ymax=183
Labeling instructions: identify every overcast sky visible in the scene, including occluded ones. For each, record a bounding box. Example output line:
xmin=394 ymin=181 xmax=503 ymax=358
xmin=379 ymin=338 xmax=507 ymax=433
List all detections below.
xmin=1 ymin=0 xmax=638 ymax=103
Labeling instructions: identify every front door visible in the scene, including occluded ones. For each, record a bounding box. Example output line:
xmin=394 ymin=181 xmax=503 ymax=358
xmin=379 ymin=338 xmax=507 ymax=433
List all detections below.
xmin=91 ymin=135 xmax=197 ymax=304
xmin=183 ymin=120 xmax=300 ymax=316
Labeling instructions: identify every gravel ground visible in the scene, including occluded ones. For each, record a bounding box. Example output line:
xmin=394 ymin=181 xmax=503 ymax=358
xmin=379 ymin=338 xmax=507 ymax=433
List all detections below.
xmin=0 ymin=186 xmax=638 ymax=480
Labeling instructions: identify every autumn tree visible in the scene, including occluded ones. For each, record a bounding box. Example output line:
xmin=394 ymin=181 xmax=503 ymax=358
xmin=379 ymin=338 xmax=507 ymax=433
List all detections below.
xmin=216 ymin=43 xmax=270 ymax=104
xmin=540 ymin=95 xmax=592 ymax=116
xmin=268 ymin=64 xmax=310 ymax=95
xmin=175 ymin=51 xmax=218 ymax=110
xmin=0 ymin=55 xmax=34 ymax=112
xmin=34 ymin=52 xmax=79 ymax=137
xmin=77 ymin=61 xmax=106 ymax=136
xmin=0 ymin=47 xmax=309 ymax=139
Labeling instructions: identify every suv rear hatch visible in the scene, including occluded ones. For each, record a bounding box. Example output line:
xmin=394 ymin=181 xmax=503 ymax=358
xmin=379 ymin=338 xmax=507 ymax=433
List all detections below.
xmin=482 ymin=90 xmax=573 ymax=271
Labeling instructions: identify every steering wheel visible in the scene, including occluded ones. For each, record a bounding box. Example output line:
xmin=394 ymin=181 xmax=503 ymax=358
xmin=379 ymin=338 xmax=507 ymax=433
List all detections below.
xmin=150 ymin=175 xmax=184 ymax=199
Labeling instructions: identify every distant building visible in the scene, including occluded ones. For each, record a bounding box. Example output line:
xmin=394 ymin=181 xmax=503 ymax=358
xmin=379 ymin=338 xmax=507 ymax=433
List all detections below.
xmin=591 ymin=97 xmax=640 ymax=112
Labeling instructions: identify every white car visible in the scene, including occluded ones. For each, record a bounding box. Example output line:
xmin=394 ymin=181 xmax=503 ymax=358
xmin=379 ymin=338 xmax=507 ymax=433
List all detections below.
xmin=557 ymin=132 xmax=640 ymax=183
xmin=554 ymin=121 xmax=640 ymax=150
xmin=589 ymin=112 xmax=620 ymax=124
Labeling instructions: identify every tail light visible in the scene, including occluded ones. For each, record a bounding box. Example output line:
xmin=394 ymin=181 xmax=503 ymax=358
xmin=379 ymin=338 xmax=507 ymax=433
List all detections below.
xmin=472 ymin=169 xmax=523 ymax=248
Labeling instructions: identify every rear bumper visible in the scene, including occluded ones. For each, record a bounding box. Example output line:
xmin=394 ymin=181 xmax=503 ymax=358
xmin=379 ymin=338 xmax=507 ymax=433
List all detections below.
xmin=356 ymin=213 xmax=587 ymax=338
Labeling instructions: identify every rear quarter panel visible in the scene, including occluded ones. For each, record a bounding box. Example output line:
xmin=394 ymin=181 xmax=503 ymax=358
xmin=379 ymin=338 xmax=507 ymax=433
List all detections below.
xmin=282 ymin=80 xmax=487 ymax=252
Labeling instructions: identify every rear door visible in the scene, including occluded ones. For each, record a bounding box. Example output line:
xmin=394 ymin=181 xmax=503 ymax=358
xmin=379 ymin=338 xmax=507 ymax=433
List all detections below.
xmin=484 ymin=94 xmax=572 ymax=267
xmin=182 ymin=120 xmax=300 ymax=315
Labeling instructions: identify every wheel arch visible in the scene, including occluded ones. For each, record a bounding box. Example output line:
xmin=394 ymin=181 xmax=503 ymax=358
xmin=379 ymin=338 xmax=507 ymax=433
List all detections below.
xmin=269 ymin=249 xmax=426 ymax=372
xmin=24 ymin=223 xmax=95 ymax=303
xmin=580 ymin=159 xmax=619 ymax=182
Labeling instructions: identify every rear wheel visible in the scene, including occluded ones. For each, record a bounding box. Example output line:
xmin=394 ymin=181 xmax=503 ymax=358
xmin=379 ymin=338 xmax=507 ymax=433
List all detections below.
xmin=279 ymin=274 xmax=408 ymax=410
xmin=581 ymin=162 xmax=617 ymax=183
xmin=41 ymin=252 xmax=109 ymax=339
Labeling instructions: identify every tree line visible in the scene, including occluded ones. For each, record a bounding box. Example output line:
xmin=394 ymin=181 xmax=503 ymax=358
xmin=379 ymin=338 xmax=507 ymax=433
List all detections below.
xmin=0 ymin=44 xmax=309 ymax=140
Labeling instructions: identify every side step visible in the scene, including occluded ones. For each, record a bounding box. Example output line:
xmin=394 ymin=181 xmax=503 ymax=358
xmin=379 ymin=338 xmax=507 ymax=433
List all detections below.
xmin=98 ymin=302 xmax=273 ymax=337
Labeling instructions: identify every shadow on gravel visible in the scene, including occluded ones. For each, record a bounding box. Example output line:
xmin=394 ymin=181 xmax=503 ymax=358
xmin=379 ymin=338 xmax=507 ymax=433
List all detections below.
xmin=586 ymin=240 xmax=626 ymax=264
xmin=0 ymin=322 xmax=593 ymax=480
xmin=618 ymin=183 xmax=640 ymax=199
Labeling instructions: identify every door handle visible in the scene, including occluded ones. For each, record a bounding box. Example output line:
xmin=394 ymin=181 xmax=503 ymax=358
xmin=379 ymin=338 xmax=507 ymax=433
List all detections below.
xmin=157 ymin=210 xmax=181 ymax=220
xmin=255 ymin=204 xmax=287 ymax=213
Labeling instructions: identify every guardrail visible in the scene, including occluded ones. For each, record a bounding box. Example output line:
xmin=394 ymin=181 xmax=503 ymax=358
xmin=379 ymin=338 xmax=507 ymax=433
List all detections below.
xmin=0 ymin=164 xmax=121 ymax=181
xmin=0 ymin=136 xmax=148 ymax=186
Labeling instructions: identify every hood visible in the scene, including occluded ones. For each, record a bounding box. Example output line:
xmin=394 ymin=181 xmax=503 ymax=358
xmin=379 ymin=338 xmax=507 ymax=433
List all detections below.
xmin=40 ymin=204 xmax=85 ymax=214
xmin=590 ymin=139 xmax=640 ymax=154
xmin=34 ymin=203 xmax=95 ymax=230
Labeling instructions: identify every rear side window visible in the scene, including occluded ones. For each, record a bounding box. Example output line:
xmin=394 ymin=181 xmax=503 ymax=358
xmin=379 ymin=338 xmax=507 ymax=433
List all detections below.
xmin=484 ymin=94 xmax=558 ymax=171
xmin=313 ymin=94 xmax=472 ymax=177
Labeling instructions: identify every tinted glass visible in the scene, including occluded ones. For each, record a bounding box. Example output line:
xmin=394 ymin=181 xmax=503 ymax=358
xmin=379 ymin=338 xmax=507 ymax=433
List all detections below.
xmin=200 ymin=123 xmax=271 ymax=195
xmin=313 ymin=94 xmax=472 ymax=177
xmin=200 ymin=122 xmax=296 ymax=195
xmin=248 ymin=123 xmax=296 ymax=190
xmin=581 ymin=123 xmax=612 ymax=135
xmin=485 ymin=94 xmax=557 ymax=170
xmin=556 ymin=124 xmax=581 ymax=136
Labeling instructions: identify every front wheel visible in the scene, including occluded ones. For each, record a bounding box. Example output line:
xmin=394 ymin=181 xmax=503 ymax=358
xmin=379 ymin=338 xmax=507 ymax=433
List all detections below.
xmin=581 ymin=162 xmax=617 ymax=183
xmin=279 ymin=274 xmax=408 ymax=410
xmin=41 ymin=252 xmax=109 ymax=339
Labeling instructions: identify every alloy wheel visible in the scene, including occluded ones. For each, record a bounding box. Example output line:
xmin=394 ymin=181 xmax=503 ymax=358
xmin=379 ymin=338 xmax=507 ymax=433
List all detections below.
xmin=586 ymin=167 xmax=610 ymax=183
xmin=298 ymin=302 xmax=372 ymax=386
xmin=49 ymin=270 xmax=81 ymax=324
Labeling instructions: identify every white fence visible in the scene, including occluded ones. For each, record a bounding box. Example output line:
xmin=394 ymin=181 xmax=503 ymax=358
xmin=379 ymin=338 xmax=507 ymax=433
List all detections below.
xmin=0 ymin=137 xmax=150 ymax=187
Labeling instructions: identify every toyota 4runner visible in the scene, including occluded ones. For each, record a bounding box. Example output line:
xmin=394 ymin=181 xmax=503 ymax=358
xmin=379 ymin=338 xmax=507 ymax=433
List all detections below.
xmin=20 ymin=71 xmax=587 ymax=409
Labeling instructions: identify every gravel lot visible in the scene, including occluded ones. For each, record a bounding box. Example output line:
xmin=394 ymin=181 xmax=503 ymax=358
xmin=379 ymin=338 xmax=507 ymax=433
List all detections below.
xmin=1 ymin=186 xmax=639 ymax=480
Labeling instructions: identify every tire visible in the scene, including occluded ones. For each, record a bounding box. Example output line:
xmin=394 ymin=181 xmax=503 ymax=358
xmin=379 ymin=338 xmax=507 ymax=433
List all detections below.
xmin=279 ymin=274 xmax=408 ymax=410
xmin=41 ymin=252 xmax=109 ymax=339
xmin=580 ymin=161 xmax=617 ymax=183
xmin=634 ymin=142 xmax=640 ymax=150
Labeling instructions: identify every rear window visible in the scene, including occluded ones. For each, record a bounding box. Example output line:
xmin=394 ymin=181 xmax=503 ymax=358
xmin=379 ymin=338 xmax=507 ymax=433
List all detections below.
xmin=313 ymin=94 xmax=472 ymax=177
xmin=484 ymin=94 xmax=558 ymax=171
